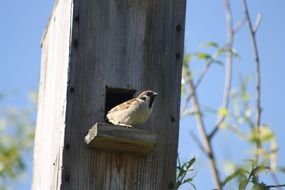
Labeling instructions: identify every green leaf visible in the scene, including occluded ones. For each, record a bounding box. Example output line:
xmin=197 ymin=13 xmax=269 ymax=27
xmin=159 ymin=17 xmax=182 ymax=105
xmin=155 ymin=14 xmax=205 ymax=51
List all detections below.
xmin=181 ymin=85 xmax=186 ymax=95
xmin=176 ymin=157 xmax=196 ymax=189
xmin=183 ymin=54 xmax=192 ymax=66
xmin=252 ymin=183 xmax=269 ymax=190
xmin=203 ymin=42 xmax=219 ymax=48
xmin=187 ymin=157 xmax=196 ymax=168
xmin=218 ymin=107 xmax=229 ymax=117
xmin=0 ymin=91 xmax=36 ymax=189
xmin=222 ymin=168 xmax=248 ymax=186
xmin=251 ymin=165 xmax=268 ymax=176
xmin=239 ymin=179 xmax=249 ymax=190
xmin=196 ymin=52 xmax=212 ymax=60
xmin=183 ymin=178 xmax=193 ymax=183
xmin=214 ymin=47 xmax=241 ymax=61
xmin=215 ymin=48 xmax=227 ymax=57
xmin=249 ymin=126 xmax=275 ymax=143
xmin=241 ymin=92 xmax=250 ymax=101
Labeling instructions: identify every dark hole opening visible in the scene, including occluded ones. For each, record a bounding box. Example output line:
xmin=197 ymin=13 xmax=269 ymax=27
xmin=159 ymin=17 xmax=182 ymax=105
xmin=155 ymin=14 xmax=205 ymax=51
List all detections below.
xmin=105 ymin=86 xmax=136 ymax=121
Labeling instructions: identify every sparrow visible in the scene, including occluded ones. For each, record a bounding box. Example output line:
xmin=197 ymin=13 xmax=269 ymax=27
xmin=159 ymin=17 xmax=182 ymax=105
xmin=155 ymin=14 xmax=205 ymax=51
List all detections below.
xmin=106 ymin=90 xmax=158 ymax=127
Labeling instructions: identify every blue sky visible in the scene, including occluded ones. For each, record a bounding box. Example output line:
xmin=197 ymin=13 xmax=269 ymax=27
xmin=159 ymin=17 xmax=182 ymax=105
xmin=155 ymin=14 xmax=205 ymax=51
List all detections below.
xmin=1 ymin=0 xmax=284 ymax=189
xmin=179 ymin=0 xmax=285 ymax=189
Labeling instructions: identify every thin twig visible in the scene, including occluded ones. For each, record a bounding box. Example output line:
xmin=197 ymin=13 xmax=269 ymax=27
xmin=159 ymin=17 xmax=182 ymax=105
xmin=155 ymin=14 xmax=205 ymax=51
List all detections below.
xmin=267 ymin=184 xmax=285 ymax=189
xmin=226 ymin=125 xmax=247 ymax=139
xmin=233 ymin=16 xmax=247 ymax=34
xmin=188 ymin=70 xmax=222 ymax=190
xmin=182 ymin=63 xmax=211 ymax=113
xmin=253 ymin=13 xmax=263 ymax=33
xmin=242 ymin=0 xmax=262 ymax=164
xmin=209 ymin=0 xmax=234 ymax=140
xmin=190 ymin=131 xmax=207 ymax=154
xmin=270 ymin=173 xmax=283 ymax=190
xmin=183 ymin=15 xmax=246 ymax=114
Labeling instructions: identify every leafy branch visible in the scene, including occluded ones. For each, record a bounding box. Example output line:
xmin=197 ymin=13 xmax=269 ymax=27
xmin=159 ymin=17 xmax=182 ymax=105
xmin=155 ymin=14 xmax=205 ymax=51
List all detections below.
xmin=223 ymin=162 xmax=285 ymax=190
xmin=0 ymin=92 xmax=36 ymax=189
xmin=176 ymin=157 xmax=196 ymax=189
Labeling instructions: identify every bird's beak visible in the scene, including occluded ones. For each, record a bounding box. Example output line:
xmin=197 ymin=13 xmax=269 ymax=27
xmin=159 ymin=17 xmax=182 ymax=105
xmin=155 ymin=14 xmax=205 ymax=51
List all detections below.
xmin=152 ymin=92 xmax=158 ymax=97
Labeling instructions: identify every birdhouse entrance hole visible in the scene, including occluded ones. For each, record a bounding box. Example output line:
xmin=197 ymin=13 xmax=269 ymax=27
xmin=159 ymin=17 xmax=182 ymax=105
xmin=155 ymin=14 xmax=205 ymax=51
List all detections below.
xmin=105 ymin=86 xmax=136 ymax=119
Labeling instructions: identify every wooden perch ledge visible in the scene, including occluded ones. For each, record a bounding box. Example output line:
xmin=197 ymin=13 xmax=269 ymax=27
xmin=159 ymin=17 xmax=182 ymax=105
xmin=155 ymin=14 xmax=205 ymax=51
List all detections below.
xmin=84 ymin=122 xmax=157 ymax=155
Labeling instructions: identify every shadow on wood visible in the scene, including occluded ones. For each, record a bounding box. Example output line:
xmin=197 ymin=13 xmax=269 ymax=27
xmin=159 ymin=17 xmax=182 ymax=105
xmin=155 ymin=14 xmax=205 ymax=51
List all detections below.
xmin=84 ymin=122 xmax=157 ymax=155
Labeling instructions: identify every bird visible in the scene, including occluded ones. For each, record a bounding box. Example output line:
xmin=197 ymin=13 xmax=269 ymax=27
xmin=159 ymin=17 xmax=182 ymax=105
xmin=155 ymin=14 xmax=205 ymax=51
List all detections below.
xmin=106 ymin=90 xmax=158 ymax=127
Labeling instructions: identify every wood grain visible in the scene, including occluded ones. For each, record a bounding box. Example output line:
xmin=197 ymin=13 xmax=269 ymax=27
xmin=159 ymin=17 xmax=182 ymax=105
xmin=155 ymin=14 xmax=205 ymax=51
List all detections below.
xmin=32 ymin=0 xmax=186 ymax=189
xmin=84 ymin=123 xmax=157 ymax=155
xmin=32 ymin=0 xmax=73 ymax=189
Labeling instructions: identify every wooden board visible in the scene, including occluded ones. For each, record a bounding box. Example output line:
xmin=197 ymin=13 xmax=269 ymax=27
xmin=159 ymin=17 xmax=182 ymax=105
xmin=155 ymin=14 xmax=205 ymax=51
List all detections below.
xmin=85 ymin=123 xmax=157 ymax=155
xmin=32 ymin=0 xmax=73 ymax=189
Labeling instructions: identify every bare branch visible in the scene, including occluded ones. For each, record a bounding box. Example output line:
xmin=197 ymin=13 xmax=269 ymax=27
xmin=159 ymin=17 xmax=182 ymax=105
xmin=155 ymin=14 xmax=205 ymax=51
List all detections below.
xmin=190 ymin=131 xmax=207 ymax=154
xmin=242 ymin=0 xmax=263 ymax=163
xmin=182 ymin=63 xmax=211 ymax=113
xmin=188 ymin=70 xmax=222 ymax=189
xmin=253 ymin=13 xmax=263 ymax=33
xmin=267 ymin=184 xmax=285 ymax=189
xmin=183 ymin=14 xmax=246 ymax=114
xmin=270 ymin=173 xmax=283 ymax=190
xmin=233 ymin=16 xmax=247 ymax=34
xmin=209 ymin=0 xmax=234 ymax=140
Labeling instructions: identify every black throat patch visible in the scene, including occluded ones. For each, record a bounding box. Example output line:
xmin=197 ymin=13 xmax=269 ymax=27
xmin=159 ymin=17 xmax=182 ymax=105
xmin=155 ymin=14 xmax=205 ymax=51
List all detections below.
xmin=149 ymin=96 xmax=155 ymax=108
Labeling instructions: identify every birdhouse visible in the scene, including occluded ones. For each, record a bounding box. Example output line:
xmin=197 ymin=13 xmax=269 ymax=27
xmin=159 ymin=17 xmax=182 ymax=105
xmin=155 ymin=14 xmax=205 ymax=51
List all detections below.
xmin=32 ymin=0 xmax=186 ymax=189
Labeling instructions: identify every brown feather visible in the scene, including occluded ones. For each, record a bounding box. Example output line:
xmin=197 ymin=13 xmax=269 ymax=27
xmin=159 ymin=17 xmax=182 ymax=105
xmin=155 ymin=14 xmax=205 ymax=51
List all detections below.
xmin=108 ymin=98 xmax=141 ymax=113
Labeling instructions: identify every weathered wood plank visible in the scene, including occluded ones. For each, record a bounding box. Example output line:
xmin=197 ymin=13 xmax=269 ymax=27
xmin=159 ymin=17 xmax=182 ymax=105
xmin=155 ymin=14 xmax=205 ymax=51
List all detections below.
xmin=32 ymin=0 xmax=73 ymax=189
xmin=33 ymin=0 xmax=186 ymax=189
xmin=84 ymin=123 xmax=157 ymax=155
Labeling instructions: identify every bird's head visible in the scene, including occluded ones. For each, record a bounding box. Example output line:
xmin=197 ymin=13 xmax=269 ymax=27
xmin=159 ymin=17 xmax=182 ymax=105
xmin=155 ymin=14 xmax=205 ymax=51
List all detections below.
xmin=138 ymin=90 xmax=158 ymax=108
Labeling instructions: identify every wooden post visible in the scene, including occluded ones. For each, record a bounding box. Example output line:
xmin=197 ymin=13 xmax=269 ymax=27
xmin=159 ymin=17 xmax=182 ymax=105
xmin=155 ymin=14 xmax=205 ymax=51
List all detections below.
xmin=32 ymin=0 xmax=186 ymax=189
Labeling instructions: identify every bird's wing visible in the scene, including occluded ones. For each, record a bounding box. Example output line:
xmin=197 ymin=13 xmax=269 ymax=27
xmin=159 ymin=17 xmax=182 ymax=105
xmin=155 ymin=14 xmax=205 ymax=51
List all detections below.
xmin=108 ymin=98 xmax=140 ymax=113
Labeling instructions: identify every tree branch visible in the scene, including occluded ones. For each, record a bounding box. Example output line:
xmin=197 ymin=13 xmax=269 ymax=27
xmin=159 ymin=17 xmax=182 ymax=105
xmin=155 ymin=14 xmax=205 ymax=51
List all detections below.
xmin=253 ymin=13 xmax=262 ymax=33
xmin=182 ymin=63 xmax=211 ymax=114
xmin=270 ymin=173 xmax=283 ymax=190
xmin=190 ymin=130 xmax=207 ymax=154
xmin=233 ymin=16 xmax=247 ymax=34
xmin=267 ymin=184 xmax=285 ymax=189
xmin=183 ymin=14 xmax=246 ymax=116
xmin=242 ymin=0 xmax=263 ymax=163
xmin=188 ymin=70 xmax=222 ymax=190
xmin=209 ymin=0 xmax=234 ymax=140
